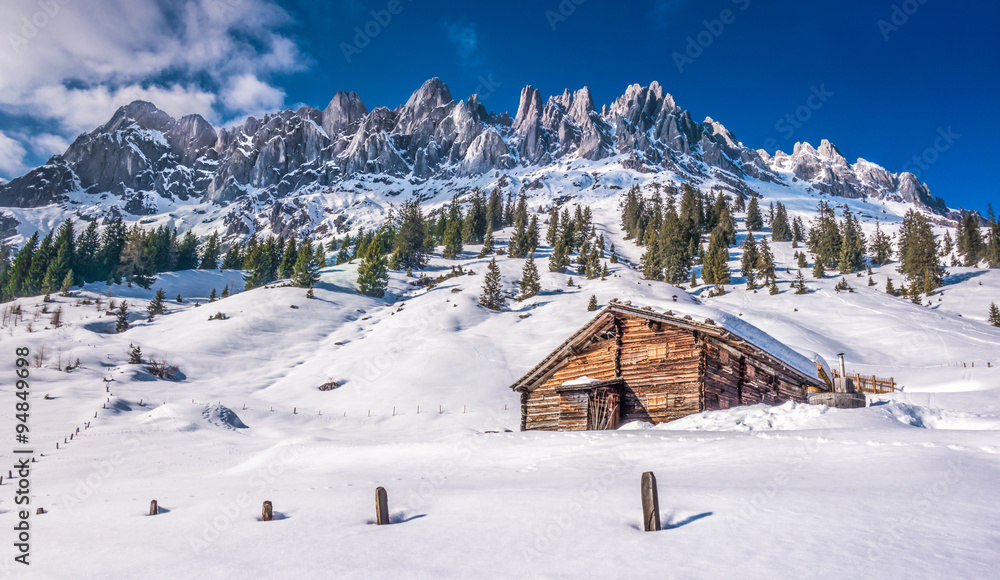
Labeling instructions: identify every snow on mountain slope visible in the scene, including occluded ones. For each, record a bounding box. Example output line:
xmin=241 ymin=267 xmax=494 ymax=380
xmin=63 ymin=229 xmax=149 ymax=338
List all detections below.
xmin=0 ymin=194 xmax=998 ymax=577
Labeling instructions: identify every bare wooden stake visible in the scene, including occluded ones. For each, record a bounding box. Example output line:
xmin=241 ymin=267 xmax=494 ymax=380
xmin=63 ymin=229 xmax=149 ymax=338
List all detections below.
xmin=641 ymin=471 xmax=661 ymax=532
xmin=149 ymin=500 xmax=158 ymax=516
xmin=293 ymin=407 xmax=297 ymax=414
xmin=35 ymin=508 xmax=45 ymax=515
xmin=375 ymin=487 xmax=389 ymax=525
xmin=262 ymin=500 xmax=273 ymax=522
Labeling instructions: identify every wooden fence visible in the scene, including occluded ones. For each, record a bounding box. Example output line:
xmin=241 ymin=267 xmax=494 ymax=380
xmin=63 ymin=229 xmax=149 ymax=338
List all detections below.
xmin=832 ymin=370 xmax=896 ymax=394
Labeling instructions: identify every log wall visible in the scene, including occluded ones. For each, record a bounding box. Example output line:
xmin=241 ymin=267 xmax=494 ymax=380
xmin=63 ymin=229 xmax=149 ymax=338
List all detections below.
xmin=617 ymin=318 xmax=702 ymax=424
xmin=702 ymin=337 xmax=808 ymax=410
xmin=523 ymin=337 xmax=616 ymax=431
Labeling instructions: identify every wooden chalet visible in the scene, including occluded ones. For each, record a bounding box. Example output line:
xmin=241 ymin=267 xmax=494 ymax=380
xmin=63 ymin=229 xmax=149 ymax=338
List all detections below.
xmin=511 ymin=303 xmax=829 ymax=431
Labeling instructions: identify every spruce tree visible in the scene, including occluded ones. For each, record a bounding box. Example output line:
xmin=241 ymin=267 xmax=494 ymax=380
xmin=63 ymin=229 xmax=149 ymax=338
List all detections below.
xmin=443 ymin=218 xmax=463 ymax=259
xmin=115 ymin=300 xmax=130 ymax=333
xmin=336 ymin=234 xmax=352 ymax=265
xmin=768 ymin=277 xmax=779 ymax=295
xmin=279 ymin=238 xmax=298 ymax=279
xmin=200 ymin=232 xmax=222 ymax=270
xmin=989 ymin=302 xmax=1000 ymax=327
xmin=549 ymin=236 xmax=569 ymax=273
xmin=306 ymin=284 xmax=315 ymax=299
xmin=957 ymin=211 xmax=984 ymax=266
xmin=357 ymin=237 xmax=389 ymax=298
xmin=703 ymin=229 xmax=731 ymax=285
xmin=609 ymin=243 xmax=618 ymax=264
xmin=740 ymin=233 xmax=758 ymax=282
xmin=898 ymin=209 xmax=943 ymax=292
xmin=755 ymin=236 xmax=775 ymax=284
xmin=479 ymin=257 xmax=504 ymax=311
xmin=519 ymin=254 xmax=541 ymax=300
xmin=209 ymin=288 xmax=217 ymax=302
xmin=587 ymin=295 xmax=598 ymax=311
xmin=983 ymin=211 xmax=1000 ymax=268
xmin=794 ymin=270 xmax=807 ymax=294
xmin=129 ymin=344 xmax=142 ymax=365
xmin=885 ymin=277 xmax=896 ymax=295
xmin=771 ymin=202 xmax=792 ymax=242
xmin=812 ymin=260 xmax=825 ymax=278
xmin=478 ymin=225 xmax=495 ymax=258
xmin=746 ymin=196 xmax=763 ymax=232
xmin=391 ymin=199 xmax=429 ymax=270
xmin=797 ymin=251 xmax=808 ymax=268
xmin=151 ymin=288 xmax=167 ymax=316
xmin=291 ymin=239 xmax=323 ymax=288
xmin=640 ymin=232 xmax=662 ymax=281
xmin=808 ymin=201 xmax=842 ymax=269
xmin=221 ymin=284 xmax=230 ymax=298
xmin=60 ymin=269 xmax=75 ymax=296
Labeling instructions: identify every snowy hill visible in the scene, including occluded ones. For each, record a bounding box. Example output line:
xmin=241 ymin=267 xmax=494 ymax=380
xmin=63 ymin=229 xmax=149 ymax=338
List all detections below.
xmin=1 ymin=193 xmax=998 ymax=577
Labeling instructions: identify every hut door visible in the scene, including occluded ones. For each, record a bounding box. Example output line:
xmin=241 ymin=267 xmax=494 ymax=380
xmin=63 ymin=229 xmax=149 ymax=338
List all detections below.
xmin=587 ymin=389 xmax=620 ymax=430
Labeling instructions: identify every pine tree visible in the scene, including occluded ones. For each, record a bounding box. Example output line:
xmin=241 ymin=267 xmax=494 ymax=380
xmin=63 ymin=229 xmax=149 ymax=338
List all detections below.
xmin=546 ymin=206 xmax=560 ymax=246
xmin=797 ymin=251 xmax=808 ymax=269
xmin=601 ymin=263 xmax=609 ymax=280
xmin=755 ymin=236 xmax=775 ymax=284
xmin=129 ymin=344 xmax=142 ymax=365
xmin=549 ymin=236 xmax=570 ymax=273
xmin=519 ymin=254 xmax=541 ymax=300
xmin=279 ymin=238 xmax=298 ymax=279
xmin=478 ymin=224 xmax=495 ymax=258
xmin=336 ymin=234 xmax=352 ymax=265
xmin=292 ymin=239 xmax=322 ymax=288
xmin=221 ymin=244 xmax=243 ymax=270
xmin=176 ymin=294 xmax=183 ymax=303
xmin=175 ymin=231 xmax=199 ymax=270
xmin=690 ymin=271 xmax=698 ymax=288
xmin=609 ymin=243 xmax=618 ymax=264
xmin=443 ymin=216 xmax=463 ymax=260
xmin=898 ymin=209 xmax=943 ymax=292
xmin=640 ymin=232 xmax=662 ymax=281
xmin=771 ymin=202 xmax=792 ymax=242
xmin=60 ymin=269 xmax=74 ymax=296
xmin=115 ymin=300 xmax=130 ymax=333
xmin=768 ymin=277 xmax=779 ymax=295
xmin=306 ymin=284 xmax=315 ymax=299
xmin=957 ymin=211 xmax=983 ymax=266
xmin=479 ymin=257 xmax=504 ymax=311
xmin=391 ymin=199 xmax=429 ymax=270
xmin=746 ymin=196 xmax=763 ymax=232
xmin=983 ymin=209 xmax=1000 ymax=268
xmin=703 ymin=228 xmax=731 ymax=285
xmin=200 ymin=232 xmax=222 ymax=269
xmin=868 ymin=276 xmax=876 ymax=286
xmin=807 ymin=201 xmax=842 ymax=270
xmin=989 ymin=302 xmax=1000 ymax=327
xmin=813 ymin=260 xmax=825 ymax=278
xmin=740 ymin=233 xmax=758 ymax=283
xmin=886 ymin=277 xmax=896 ymax=295
xmin=357 ymin=237 xmax=389 ymax=298
xmin=794 ymin=270 xmax=807 ymax=294
xmin=50 ymin=306 xmax=62 ymax=329
xmin=587 ymin=295 xmax=598 ymax=311
xmin=148 ymin=288 xmax=167 ymax=316
xmin=221 ymin=284 xmax=230 ymax=298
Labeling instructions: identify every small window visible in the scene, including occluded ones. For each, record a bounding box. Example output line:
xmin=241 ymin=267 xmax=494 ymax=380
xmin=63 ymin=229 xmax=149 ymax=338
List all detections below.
xmin=647 ymin=344 xmax=668 ymax=359
xmin=647 ymin=394 xmax=668 ymax=409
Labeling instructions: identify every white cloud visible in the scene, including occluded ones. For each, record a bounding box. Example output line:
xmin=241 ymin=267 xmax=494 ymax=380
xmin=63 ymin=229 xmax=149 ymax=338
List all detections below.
xmin=0 ymin=0 xmax=306 ymax=136
xmin=0 ymin=131 xmax=28 ymax=177
xmin=222 ymin=74 xmax=286 ymax=117
xmin=29 ymin=133 xmax=72 ymax=157
xmin=445 ymin=21 xmax=480 ymax=65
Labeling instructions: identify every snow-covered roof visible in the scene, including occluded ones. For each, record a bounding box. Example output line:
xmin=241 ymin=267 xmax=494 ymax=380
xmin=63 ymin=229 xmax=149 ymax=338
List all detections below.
xmin=510 ymin=303 xmax=828 ymax=393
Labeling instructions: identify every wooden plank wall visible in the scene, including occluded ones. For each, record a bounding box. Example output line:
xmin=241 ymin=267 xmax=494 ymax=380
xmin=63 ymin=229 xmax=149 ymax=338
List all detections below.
xmin=523 ymin=338 xmax=617 ymax=431
xmin=617 ymin=318 xmax=702 ymax=424
xmin=703 ymin=338 xmax=808 ymax=410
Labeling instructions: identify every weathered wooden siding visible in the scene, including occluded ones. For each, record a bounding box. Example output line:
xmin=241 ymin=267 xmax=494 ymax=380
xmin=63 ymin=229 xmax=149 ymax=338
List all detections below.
xmin=703 ymin=337 xmax=808 ymax=410
xmin=523 ymin=338 xmax=616 ymax=431
xmin=616 ymin=317 xmax=702 ymax=424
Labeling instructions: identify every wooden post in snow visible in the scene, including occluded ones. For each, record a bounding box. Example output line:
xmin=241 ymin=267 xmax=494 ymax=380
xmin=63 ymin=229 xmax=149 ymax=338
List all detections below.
xmin=261 ymin=501 xmax=273 ymax=522
xmin=641 ymin=471 xmax=661 ymax=532
xmin=375 ymin=487 xmax=389 ymax=525
xmin=149 ymin=500 xmax=158 ymax=516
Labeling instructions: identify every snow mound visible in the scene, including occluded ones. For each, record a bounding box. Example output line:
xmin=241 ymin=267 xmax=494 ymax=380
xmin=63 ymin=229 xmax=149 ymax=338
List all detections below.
xmin=655 ymin=401 xmax=830 ymax=432
xmin=138 ymin=403 xmax=248 ymax=432
xmin=871 ymin=401 xmax=1000 ymax=430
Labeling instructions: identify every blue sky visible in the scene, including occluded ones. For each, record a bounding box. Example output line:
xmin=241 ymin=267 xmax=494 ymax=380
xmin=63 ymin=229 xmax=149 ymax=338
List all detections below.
xmin=0 ymin=0 xmax=996 ymax=214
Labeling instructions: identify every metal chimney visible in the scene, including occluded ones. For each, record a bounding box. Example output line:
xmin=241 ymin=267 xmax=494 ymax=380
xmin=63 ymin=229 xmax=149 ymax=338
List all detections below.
xmin=837 ymin=353 xmax=846 ymax=378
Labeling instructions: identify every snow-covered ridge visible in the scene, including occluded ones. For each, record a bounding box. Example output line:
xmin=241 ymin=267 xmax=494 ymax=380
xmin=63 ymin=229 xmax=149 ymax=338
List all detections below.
xmin=0 ymin=78 xmax=955 ymax=245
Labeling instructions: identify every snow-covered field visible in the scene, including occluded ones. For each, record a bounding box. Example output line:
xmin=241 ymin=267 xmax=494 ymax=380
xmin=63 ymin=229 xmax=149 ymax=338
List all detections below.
xmin=1 ymin=194 xmax=999 ymax=579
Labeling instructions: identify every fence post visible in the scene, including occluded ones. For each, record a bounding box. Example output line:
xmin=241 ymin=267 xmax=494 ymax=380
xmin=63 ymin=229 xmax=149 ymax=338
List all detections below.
xmin=375 ymin=487 xmax=390 ymax=525
xmin=149 ymin=500 xmax=158 ymax=516
xmin=641 ymin=471 xmax=661 ymax=532
xmin=262 ymin=501 xmax=273 ymax=522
